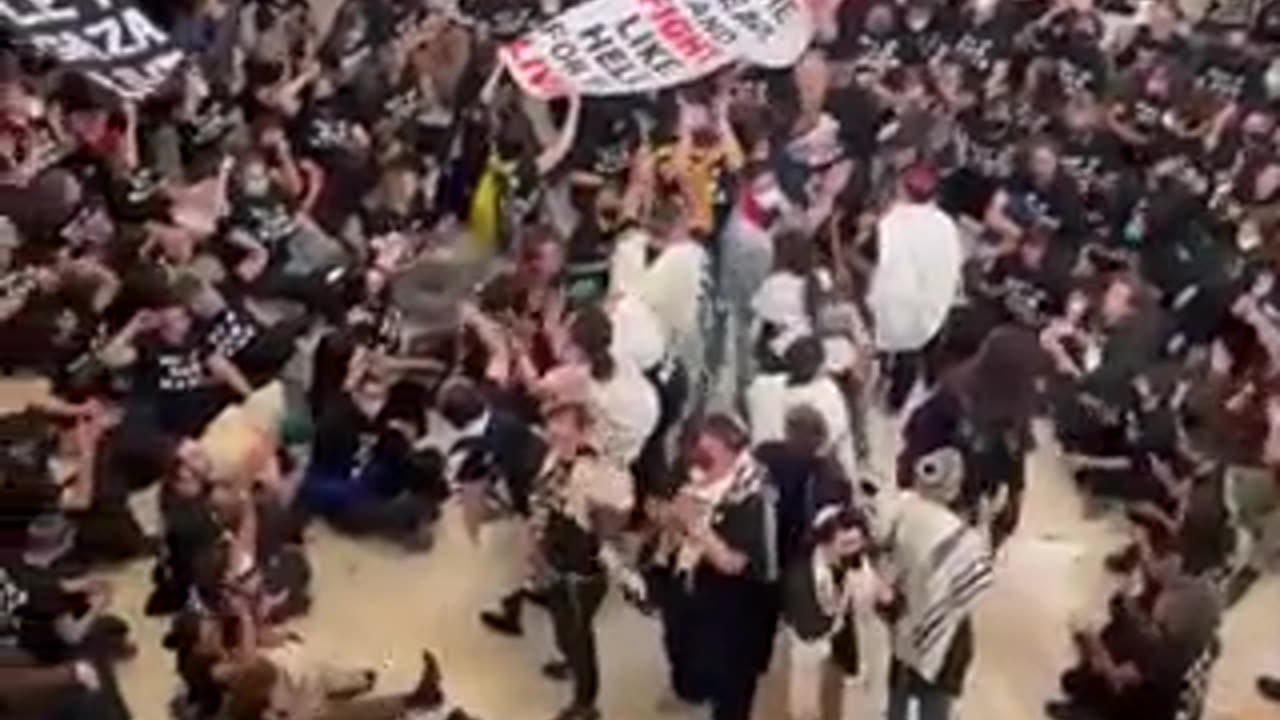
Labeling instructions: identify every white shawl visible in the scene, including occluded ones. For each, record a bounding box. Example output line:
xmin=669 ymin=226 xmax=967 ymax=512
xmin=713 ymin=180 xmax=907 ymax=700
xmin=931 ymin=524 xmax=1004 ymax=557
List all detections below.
xmin=885 ymin=492 xmax=993 ymax=682
xmin=867 ymin=201 xmax=963 ymax=352
xmin=609 ymin=231 xmax=708 ymax=353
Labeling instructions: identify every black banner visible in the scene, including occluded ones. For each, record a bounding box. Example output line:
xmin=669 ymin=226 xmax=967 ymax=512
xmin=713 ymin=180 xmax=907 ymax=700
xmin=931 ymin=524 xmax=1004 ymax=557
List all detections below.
xmin=0 ymin=0 xmax=183 ymax=99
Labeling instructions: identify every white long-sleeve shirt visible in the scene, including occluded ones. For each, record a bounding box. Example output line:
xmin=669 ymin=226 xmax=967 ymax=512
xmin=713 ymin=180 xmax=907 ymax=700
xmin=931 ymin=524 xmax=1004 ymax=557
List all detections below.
xmin=610 ymin=229 xmax=710 ymax=379
xmin=867 ymin=201 xmax=963 ymax=352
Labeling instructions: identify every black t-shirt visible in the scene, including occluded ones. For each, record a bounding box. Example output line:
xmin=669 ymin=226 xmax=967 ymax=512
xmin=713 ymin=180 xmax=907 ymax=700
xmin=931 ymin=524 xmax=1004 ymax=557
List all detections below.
xmin=1082 ymin=312 xmax=1166 ymax=399
xmin=227 ymin=191 xmax=298 ymax=260
xmin=310 ymin=393 xmax=382 ymax=480
xmin=951 ymin=19 xmax=1013 ymax=76
xmin=294 ymin=97 xmax=365 ymax=162
xmin=1007 ymin=172 xmax=1089 ymax=245
xmin=900 ymin=17 xmax=955 ymax=64
xmin=134 ymin=332 xmax=223 ymax=435
xmin=1116 ymin=90 xmax=1170 ymax=144
xmin=1055 ymin=38 xmax=1109 ymax=96
xmin=309 ymin=328 xmax=359 ymax=415
xmin=136 ymin=333 xmax=210 ymax=397
xmin=457 ymin=0 xmax=541 ymax=38
xmin=1196 ymin=42 xmax=1266 ymax=104
xmin=160 ymin=487 xmax=222 ymax=587
xmin=981 ymin=246 xmax=1073 ymax=325
xmin=957 ymin=108 xmax=1016 ymax=180
xmin=701 ymin=483 xmax=777 ymax=586
xmin=201 ymin=305 xmax=261 ymax=360
xmin=1179 ymin=472 xmax=1233 ymax=574
xmin=1056 ymin=126 xmax=1124 ymax=200
xmin=532 ymin=453 xmax=606 ymax=575
xmin=181 ymin=93 xmax=243 ymax=156
xmin=3 ymin=559 xmax=80 ymax=663
xmin=381 ymin=78 xmax=455 ymax=154
xmin=824 ymin=84 xmax=885 ymax=162
xmin=850 ymin=32 xmax=908 ymax=71
xmin=570 ymin=108 xmax=640 ymax=184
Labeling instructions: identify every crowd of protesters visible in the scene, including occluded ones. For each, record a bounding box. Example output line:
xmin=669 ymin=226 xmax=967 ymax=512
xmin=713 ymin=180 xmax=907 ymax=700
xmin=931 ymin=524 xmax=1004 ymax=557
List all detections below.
xmin=2 ymin=0 xmax=1280 ymax=718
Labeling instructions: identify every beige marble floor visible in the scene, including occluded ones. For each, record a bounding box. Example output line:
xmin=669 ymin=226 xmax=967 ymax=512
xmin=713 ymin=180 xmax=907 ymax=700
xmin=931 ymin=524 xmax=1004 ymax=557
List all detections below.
xmin=73 ymin=408 xmax=1279 ymax=720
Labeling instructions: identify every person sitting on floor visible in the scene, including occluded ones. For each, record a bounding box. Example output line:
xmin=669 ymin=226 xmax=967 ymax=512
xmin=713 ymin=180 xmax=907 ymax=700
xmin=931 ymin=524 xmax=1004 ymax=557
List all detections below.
xmin=1046 ymin=531 xmax=1222 ymax=720
xmin=296 ymin=360 xmax=442 ymax=551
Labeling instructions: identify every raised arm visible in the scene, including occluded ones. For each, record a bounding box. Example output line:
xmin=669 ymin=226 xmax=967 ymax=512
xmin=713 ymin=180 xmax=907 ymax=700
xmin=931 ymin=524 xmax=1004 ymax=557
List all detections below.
xmin=535 ymin=92 xmax=582 ymax=176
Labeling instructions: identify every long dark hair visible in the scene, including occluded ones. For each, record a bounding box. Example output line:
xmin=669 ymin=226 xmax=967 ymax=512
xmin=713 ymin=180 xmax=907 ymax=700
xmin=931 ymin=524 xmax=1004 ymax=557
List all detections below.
xmin=570 ymin=305 xmax=615 ymax=381
xmin=947 ymin=325 xmax=1045 ymax=433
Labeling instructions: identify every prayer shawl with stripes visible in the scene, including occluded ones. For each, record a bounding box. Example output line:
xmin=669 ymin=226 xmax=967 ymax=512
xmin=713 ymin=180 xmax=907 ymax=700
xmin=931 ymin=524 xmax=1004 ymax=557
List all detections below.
xmin=885 ymin=491 xmax=993 ymax=683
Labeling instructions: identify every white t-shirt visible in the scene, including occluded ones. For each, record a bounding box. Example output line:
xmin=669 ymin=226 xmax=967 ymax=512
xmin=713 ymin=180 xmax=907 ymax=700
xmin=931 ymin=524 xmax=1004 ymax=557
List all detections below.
xmin=610 ymin=292 xmax=666 ymax=372
xmin=588 ymin=359 xmax=661 ymax=466
xmin=542 ymin=357 xmax=660 ymax=466
xmin=746 ymin=373 xmax=858 ymax=482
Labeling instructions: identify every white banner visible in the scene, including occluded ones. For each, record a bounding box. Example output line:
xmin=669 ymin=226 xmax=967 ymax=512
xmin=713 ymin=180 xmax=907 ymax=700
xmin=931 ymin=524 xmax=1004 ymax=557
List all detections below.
xmin=0 ymin=0 xmax=184 ymax=100
xmin=500 ymin=0 xmax=813 ymax=98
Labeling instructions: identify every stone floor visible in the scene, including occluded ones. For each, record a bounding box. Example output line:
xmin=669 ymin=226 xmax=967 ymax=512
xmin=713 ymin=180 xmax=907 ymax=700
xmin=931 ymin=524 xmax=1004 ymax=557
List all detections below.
xmin=32 ymin=392 xmax=1268 ymax=720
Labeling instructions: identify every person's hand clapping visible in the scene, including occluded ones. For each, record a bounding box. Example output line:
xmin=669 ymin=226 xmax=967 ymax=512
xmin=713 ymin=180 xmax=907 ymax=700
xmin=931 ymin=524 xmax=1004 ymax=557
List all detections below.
xmin=236 ymin=252 xmax=268 ymax=282
xmin=670 ymin=493 xmax=705 ymax=535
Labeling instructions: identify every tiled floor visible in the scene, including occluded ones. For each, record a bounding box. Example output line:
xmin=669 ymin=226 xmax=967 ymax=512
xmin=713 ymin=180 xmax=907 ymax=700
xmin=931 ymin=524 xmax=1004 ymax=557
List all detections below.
xmin=64 ymin=404 xmax=1278 ymax=720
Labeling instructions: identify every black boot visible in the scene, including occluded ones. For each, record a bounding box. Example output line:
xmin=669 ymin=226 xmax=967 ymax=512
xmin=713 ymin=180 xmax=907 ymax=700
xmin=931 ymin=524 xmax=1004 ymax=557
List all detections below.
xmin=479 ymin=593 xmax=523 ymax=637
xmin=1258 ymin=675 xmax=1280 ymax=702
xmin=541 ymin=659 xmax=571 ymax=682
xmin=1103 ymin=543 xmax=1139 ymax=575
xmin=1224 ymin=567 xmax=1261 ymax=607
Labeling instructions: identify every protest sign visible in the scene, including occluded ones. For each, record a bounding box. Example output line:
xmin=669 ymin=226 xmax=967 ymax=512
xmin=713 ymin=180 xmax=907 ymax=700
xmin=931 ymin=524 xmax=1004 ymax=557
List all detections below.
xmin=500 ymin=0 xmax=812 ymax=98
xmin=0 ymin=0 xmax=183 ymax=100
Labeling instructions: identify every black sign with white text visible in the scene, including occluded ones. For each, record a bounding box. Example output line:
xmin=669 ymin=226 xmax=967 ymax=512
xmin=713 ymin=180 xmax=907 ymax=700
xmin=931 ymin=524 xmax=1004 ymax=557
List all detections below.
xmin=0 ymin=0 xmax=183 ymax=99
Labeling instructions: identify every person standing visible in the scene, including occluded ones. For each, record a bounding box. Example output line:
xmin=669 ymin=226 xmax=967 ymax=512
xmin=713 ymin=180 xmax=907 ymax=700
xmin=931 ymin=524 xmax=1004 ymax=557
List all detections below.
xmin=898 ymin=326 xmax=1045 ymax=547
xmin=866 ymin=163 xmax=963 ymax=413
xmin=747 ymin=336 xmax=859 ymax=489
xmin=610 ymin=196 xmax=712 ymax=419
xmin=782 ymin=504 xmax=874 ymax=720
xmin=531 ymin=401 xmax=635 ymax=720
xmin=878 ymin=447 xmax=994 ymax=720
xmin=651 ymin=414 xmax=780 ymax=720
xmin=436 ymin=377 xmax=550 ymax=637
